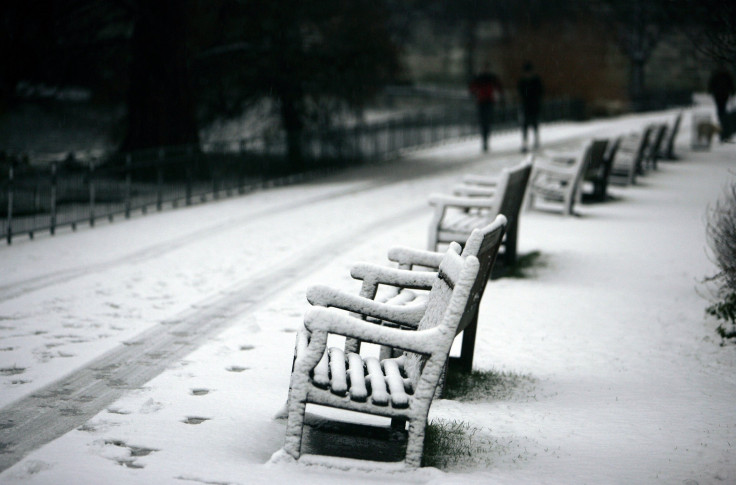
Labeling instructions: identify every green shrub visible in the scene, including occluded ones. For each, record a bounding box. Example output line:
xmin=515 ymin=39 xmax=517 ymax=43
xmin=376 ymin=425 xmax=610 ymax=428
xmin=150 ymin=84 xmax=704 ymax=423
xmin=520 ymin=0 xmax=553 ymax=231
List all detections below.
xmin=706 ymin=182 xmax=736 ymax=342
xmin=706 ymin=291 xmax=736 ymax=340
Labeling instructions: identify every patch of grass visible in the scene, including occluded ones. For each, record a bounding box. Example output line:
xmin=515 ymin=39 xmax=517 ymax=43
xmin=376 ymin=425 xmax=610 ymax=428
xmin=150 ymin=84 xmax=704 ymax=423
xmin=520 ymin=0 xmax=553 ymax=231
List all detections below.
xmin=442 ymin=367 xmax=537 ymax=402
xmin=705 ymin=182 xmax=736 ymax=342
xmin=495 ymin=250 xmax=546 ymax=279
xmin=422 ymin=419 xmax=498 ymax=469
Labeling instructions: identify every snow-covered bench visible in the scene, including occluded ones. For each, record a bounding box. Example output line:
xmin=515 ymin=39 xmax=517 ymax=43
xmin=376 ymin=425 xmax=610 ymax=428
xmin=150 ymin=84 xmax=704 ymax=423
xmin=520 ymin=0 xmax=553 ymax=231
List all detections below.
xmin=428 ymin=155 xmax=532 ymax=266
xmin=284 ymin=246 xmax=482 ymax=467
xmin=609 ymin=125 xmax=653 ymax=186
xmin=642 ymin=123 xmax=668 ymax=171
xmin=661 ymin=112 xmax=682 ymax=160
xmin=341 ymin=214 xmax=508 ymax=373
xmin=525 ymin=144 xmax=590 ymax=216
xmin=580 ymin=138 xmax=611 ymax=202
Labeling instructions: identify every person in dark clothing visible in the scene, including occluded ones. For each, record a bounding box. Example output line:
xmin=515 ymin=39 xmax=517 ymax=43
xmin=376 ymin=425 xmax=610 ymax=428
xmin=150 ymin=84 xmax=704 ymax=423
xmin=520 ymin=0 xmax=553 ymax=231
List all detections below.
xmin=469 ymin=63 xmax=503 ymax=152
xmin=517 ymin=61 xmax=544 ymax=152
xmin=708 ymin=65 xmax=735 ymax=142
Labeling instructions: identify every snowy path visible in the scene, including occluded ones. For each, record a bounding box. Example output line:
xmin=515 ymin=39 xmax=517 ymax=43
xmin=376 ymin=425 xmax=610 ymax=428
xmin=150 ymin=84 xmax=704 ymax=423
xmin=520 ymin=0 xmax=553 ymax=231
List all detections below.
xmin=0 ymin=126 xmax=572 ymax=471
xmin=2 ymin=109 xmax=725 ymax=485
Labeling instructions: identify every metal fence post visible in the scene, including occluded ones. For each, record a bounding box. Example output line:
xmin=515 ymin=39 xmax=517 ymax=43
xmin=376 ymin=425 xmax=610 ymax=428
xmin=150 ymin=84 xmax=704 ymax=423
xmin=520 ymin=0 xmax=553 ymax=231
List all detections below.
xmin=157 ymin=149 xmax=164 ymax=211
xmin=212 ymin=157 xmax=219 ymax=200
xmin=185 ymin=165 xmax=192 ymax=206
xmin=88 ymin=159 xmax=96 ymax=227
xmin=238 ymin=140 xmax=246 ymax=194
xmin=33 ymin=170 xmax=40 ymax=215
xmin=125 ymin=154 xmax=132 ymax=218
xmin=6 ymin=164 xmax=13 ymax=245
xmin=157 ymin=165 xmax=164 ymax=211
xmin=50 ymin=162 xmax=57 ymax=235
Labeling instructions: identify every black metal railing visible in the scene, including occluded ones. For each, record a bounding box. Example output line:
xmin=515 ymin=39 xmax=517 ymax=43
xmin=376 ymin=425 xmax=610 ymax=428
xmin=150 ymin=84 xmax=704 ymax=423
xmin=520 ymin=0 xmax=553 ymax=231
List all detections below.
xmin=1 ymin=95 xmax=589 ymax=244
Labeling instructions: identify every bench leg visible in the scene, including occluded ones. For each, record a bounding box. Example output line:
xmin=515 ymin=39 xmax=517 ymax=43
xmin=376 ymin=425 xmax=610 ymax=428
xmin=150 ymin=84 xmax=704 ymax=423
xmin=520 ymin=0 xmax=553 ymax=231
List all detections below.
xmin=284 ymin=396 xmax=307 ymax=460
xmin=405 ymin=418 xmax=427 ymax=468
xmin=435 ymin=359 xmax=449 ymax=398
xmin=456 ymin=309 xmax=478 ymax=373
xmin=504 ymin=218 xmax=519 ymax=267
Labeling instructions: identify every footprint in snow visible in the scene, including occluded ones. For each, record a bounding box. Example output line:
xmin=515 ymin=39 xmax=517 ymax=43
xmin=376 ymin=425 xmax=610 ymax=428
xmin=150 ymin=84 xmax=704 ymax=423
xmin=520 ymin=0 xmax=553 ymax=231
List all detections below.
xmin=226 ymin=366 xmax=248 ymax=372
xmin=107 ymin=407 xmax=132 ymax=415
xmin=183 ymin=416 xmax=210 ymax=425
xmin=103 ymin=440 xmax=158 ymax=469
xmin=0 ymin=366 xmax=26 ymax=376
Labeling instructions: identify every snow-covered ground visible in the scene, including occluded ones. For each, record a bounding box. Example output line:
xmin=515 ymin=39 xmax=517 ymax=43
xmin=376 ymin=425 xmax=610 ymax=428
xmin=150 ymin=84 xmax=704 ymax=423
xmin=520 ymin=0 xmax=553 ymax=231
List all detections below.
xmin=1 ymin=105 xmax=735 ymax=484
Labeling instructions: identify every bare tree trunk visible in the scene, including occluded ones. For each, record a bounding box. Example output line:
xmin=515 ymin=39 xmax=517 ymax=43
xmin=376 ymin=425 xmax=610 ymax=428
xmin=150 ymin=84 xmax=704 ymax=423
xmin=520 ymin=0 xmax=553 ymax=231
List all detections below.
xmin=629 ymin=57 xmax=646 ymax=110
xmin=279 ymin=93 xmax=303 ymax=173
xmin=464 ymin=17 xmax=479 ymax=82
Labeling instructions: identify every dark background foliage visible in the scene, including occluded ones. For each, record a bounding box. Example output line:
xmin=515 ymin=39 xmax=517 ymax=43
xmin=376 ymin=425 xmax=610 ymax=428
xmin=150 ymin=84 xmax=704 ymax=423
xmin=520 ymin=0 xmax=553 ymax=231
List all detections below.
xmin=1 ymin=0 xmax=734 ymax=163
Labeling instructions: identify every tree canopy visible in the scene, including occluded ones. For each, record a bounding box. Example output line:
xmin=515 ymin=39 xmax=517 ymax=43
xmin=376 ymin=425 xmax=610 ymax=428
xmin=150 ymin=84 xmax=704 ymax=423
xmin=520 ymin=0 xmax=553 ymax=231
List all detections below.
xmin=1 ymin=0 xmax=401 ymax=162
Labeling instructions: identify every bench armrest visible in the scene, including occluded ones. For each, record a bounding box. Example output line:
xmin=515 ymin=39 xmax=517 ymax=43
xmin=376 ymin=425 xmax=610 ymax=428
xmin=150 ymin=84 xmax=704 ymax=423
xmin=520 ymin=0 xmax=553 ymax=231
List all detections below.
xmin=304 ymin=307 xmax=442 ymax=355
xmin=386 ymin=246 xmax=444 ymax=269
xmin=452 ymin=184 xmax=497 ymax=197
xmin=543 ymin=150 xmax=579 ymax=160
xmin=462 ymin=173 xmax=501 ymax=186
xmin=428 ymin=193 xmax=496 ymax=210
xmin=306 ymin=285 xmax=425 ymax=327
xmin=533 ymin=162 xmax=581 ymax=177
xmin=350 ymin=263 xmax=437 ymax=289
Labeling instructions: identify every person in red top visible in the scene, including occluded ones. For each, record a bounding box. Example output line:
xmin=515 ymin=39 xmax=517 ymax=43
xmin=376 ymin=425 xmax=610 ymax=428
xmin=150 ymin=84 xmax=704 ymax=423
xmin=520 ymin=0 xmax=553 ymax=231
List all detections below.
xmin=469 ymin=62 xmax=503 ymax=152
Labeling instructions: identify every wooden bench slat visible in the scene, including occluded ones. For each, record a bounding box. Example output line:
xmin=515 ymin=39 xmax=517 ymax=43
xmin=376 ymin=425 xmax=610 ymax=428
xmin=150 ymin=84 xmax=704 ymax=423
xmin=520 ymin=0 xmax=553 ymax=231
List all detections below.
xmin=383 ymin=357 xmax=410 ymax=408
xmin=347 ymin=352 xmax=368 ymax=401
xmin=365 ymin=356 xmax=389 ymax=406
xmin=328 ymin=347 xmax=348 ymax=395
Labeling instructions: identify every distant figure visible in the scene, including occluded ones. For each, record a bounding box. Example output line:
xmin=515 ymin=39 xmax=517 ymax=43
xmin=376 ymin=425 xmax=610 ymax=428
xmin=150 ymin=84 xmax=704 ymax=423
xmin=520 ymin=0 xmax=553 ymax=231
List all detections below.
xmin=469 ymin=62 xmax=503 ymax=152
xmin=708 ymin=65 xmax=735 ymax=142
xmin=517 ymin=61 xmax=543 ymax=152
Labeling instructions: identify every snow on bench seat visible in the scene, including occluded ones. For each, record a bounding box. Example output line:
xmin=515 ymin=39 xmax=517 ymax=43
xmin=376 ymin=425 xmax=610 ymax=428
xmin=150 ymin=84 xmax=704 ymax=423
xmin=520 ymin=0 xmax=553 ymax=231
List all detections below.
xmin=311 ymin=349 xmax=413 ymax=407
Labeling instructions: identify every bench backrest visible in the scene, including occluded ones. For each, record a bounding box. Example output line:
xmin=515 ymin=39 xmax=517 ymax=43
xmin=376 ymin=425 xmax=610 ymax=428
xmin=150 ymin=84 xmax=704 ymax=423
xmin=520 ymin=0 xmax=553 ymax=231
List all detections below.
xmin=604 ymin=136 xmax=622 ymax=168
xmin=635 ymin=125 xmax=654 ymax=169
xmin=611 ymin=132 xmax=642 ymax=184
xmin=498 ymin=156 xmax=534 ymax=224
xmin=456 ymin=214 xmax=507 ymax=333
xmin=404 ymin=249 xmax=480 ymax=392
xmin=663 ymin=112 xmax=682 ymax=159
xmin=584 ymin=139 xmax=610 ymax=179
xmin=646 ymin=123 xmax=668 ymax=167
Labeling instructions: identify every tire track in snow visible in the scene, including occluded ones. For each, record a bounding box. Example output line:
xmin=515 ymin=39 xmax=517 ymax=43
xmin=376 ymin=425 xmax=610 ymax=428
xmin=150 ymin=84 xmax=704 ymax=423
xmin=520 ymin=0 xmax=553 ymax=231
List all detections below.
xmin=0 ymin=202 xmax=427 ymax=472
